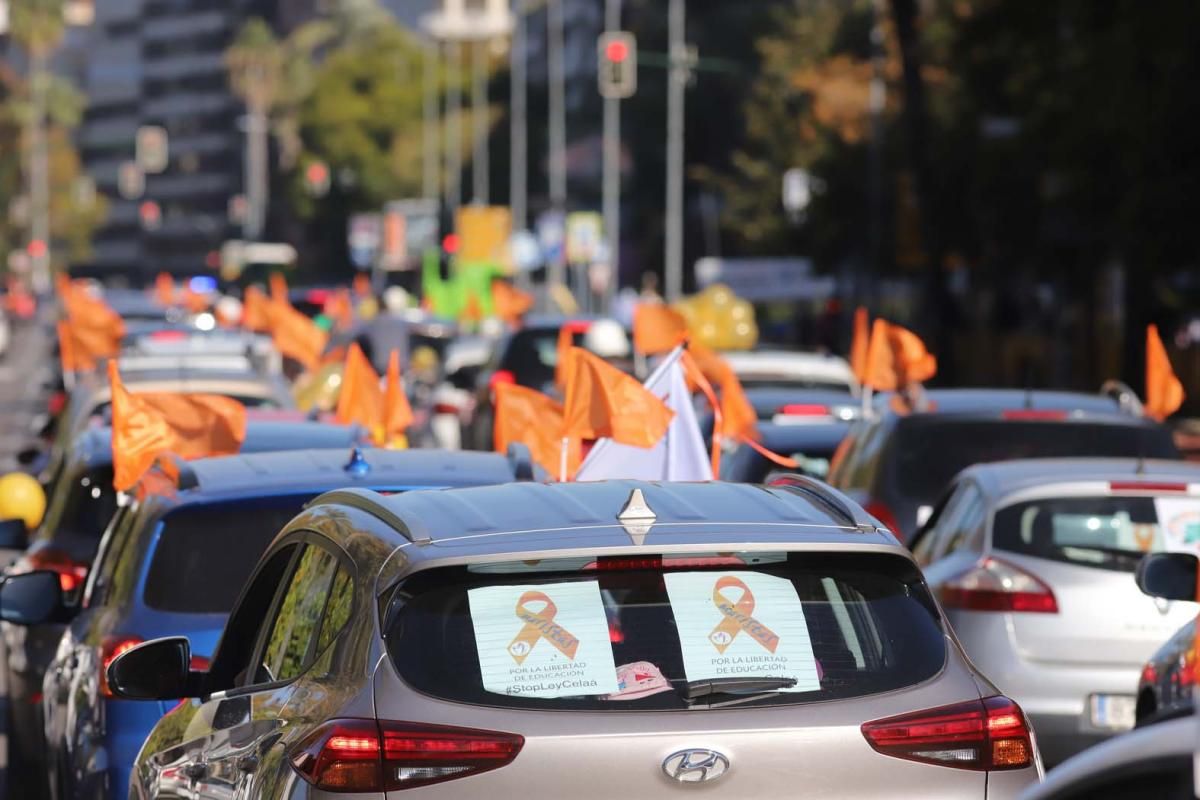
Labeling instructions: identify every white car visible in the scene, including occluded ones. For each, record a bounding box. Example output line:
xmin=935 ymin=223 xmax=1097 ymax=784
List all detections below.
xmin=721 ymin=349 xmax=858 ymax=394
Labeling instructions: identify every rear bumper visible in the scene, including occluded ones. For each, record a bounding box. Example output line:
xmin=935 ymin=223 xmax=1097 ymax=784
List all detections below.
xmin=950 ymin=612 xmax=1139 ymax=765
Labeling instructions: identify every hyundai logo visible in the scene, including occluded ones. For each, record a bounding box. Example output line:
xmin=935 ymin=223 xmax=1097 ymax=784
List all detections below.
xmin=662 ymin=749 xmax=730 ymax=784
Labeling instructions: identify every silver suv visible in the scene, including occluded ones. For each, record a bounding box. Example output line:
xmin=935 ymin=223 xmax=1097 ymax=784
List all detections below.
xmin=109 ymin=478 xmax=1042 ymax=798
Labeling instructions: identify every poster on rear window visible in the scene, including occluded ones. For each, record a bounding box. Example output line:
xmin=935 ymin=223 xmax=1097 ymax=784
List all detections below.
xmin=468 ymin=581 xmax=619 ymax=699
xmin=664 ymin=571 xmax=821 ymax=693
xmin=1155 ymin=498 xmax=1200 ymax=554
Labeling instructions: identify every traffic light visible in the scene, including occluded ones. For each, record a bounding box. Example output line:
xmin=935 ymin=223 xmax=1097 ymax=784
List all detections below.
xmin=139 ymin=200 xmax=162 ymax=230
xmin=598 ymin=31 xmax=637 ymax=100
xmin=304 ymin=161 xmax=331 ymax=197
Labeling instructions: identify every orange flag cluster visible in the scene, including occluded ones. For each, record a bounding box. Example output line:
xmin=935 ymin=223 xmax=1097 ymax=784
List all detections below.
xmin=494 ymin=383 xmax=579 ymax=476
xmin=1145 ymin=324 xmax=1184 ymax=421
xmin=850 ymin=309 xmax=937 ymax=392
xmin=492 ymin=280 xmax=535 ymax=327
xmin=633 ymin=304 xmax=689 ymax=356
xmin=57 ymin=276 xmax=125 ymax=373
xmin=333 ymin=344 xmax=413 ymax=447
xmin=108 ymin=362 xmax=247 ymax=491
xmin=239 ymin=276 xmax=328 ymax=370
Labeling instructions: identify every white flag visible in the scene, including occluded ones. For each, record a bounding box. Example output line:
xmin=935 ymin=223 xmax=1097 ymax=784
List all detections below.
xmin=575 ymin=346 xmax=713 ymax=482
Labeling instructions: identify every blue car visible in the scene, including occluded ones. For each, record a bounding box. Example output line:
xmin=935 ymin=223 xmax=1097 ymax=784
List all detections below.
xmin=37 ymin=446 xmax=534 ymax=800
xmin=0 ymin=421 xmax=367 ymax=797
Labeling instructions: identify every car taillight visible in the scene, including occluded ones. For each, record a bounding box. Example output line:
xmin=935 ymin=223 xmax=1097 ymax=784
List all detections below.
xmin=1140 ymin=663 xmax=1157 ymax=685
xmin=862 ymin=695 xmax=1034 ymax=771
xmin=432 ymin=402 xmax=460 ymax=415
xmin=149 ymin=329 xmax=188 ymax=342
xmin=864 ymin=500 xmax=902 ymax=538
xmin=776 ymin=403 xmax=830 ymax=417
xmin=99 ymin=635 xmax=145 ymax=698
xmin=939 ymin=557 xmax=1058 ymax=614
xmin=1000 ymin=409 xmax=1068 ymax=421
xmin=488 ymin=369 xmax=516 ymax=392
xmin=27 ymin=548 xmax=89 ymax=593
xmin=291 ymin=719 xmax=523 ymax=792
xmin=47 ymin=391 xmax=66 ymax=416
xmin=584 ymin=555 xmax=746 ymax=571
xmin=1108 ymin=481 xmax=1190 ymax=493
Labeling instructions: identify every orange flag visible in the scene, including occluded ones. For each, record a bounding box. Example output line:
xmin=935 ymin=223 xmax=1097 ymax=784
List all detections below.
xmin=383 ymin=350 xmax=414 ymax=447
xmin=57 ymin=321 xmax=89 ymax=374
xmin=109 ymin=362 xmax=246 ymax=491
xmin=1146 ymin=324 xmax=1185 ymax=421
xmin=268 ymin=299 xmax=328 ymax=371
xmin=462 ymin=292 xmax=484 ymax=324
xmin=60 ymin=281 xmax=124 ymax=368
xmin=492 ymin=280 xmax=534 ymax=326
xmin=561 ymin=347 xmax=674 ymax=447
xmin=334 ymin=343 xmax=383 ymax=433
xmin=494 ymin=382 xmax=579 ymax=476
xmin=687 ymin=341 xmax=759 ymax=443
xmin=633 ymin=304 xmax=689 ymax=355
xmin=864 ymin=319 xmax=937 ymax=391
xmin=849 ymin=306 xmax=869 ymax=383
xmin=554 ymin=323 xmax=580 ymax=390
xmin=154 ymin=272 xmax=176 ymax=307
xmin=325 ymin=288 xmax=355 ymax=331
xmin=242 ymin=286 xmax=271 ymax=332
xmin=182 ymin=286 xmax=210 ymax=314
xmin=269 ymin=272 xmax=289 ymax=305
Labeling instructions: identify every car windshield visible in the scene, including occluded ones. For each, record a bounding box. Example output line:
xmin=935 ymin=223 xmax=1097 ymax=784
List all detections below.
xmin=893 ymin=420 xmax=1180 ymax=500
xmin=993 ymin=495 xmax=1200 ymax=573
xmin=386 ymin=552 xmax=944 ymax=711
xmin=142 ymin=496 xmax=306 ymax=614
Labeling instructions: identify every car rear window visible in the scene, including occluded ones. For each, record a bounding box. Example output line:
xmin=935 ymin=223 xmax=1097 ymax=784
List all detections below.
xmin=892 ymin=420 xmax=1180 ymax=499
xmin=385 ymin=552 xmax=944 ymax=711
xmin=142 ymin=496 xmax=306 ymax=614
xmin=36 ymin=465 xmax=118 ymax=542
xmin=993 ymin=495 xmax=1200 ymax=573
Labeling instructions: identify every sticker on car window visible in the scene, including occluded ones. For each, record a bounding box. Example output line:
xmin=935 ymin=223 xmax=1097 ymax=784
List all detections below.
xmin=664 ymin=571 xmax=820 ymax=692
xmin=468 ymin=581 xmax=619 ymax=699
xmin=1156 ymin=498 xmax=1200 ymax=554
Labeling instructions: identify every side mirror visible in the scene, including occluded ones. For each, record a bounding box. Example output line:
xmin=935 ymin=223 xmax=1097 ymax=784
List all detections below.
xmin=106 ymin=636 xmax=198 ymax=700
xmin=1135 ymin=552 xmax=1198 ymax=602
xmin=0 ymin=519 xmax=27 ymax=550
xmin=0 ymin=571 xmax=63 ymax=625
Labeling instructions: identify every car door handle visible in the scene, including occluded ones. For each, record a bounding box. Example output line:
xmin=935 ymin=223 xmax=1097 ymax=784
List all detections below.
xmin=236 ymin=754 xmax=259 ymax=774
xmin=182 ymin=762 xmax=208 ymax=780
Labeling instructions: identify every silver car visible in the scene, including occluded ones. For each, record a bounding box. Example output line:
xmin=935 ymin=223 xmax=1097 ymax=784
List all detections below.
xmin=912 ymin=458 xmax=1200 ymax=766
xmin=109 ymin=477 xmax=1040 ymax=798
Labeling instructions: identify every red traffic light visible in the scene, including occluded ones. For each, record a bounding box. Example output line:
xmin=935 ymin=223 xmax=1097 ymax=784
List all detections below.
xmin=605 ymin=39 xmax=629 ymax=64
xmin=26 ymin=239 xmax=47 ymax=259
xmin=442 ymin=233 xmax=461 ymax=255
xmin=306 ymin=162 xmax=329 ymax=186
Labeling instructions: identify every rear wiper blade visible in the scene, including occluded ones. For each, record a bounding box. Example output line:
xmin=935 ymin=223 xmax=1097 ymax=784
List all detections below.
xmin=685 ymin=677 xmax=797 ymax=701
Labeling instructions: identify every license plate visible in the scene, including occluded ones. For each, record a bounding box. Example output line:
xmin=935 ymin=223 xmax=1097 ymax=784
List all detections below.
xmin=1089 ymin=694 xmax=1137 ymax=730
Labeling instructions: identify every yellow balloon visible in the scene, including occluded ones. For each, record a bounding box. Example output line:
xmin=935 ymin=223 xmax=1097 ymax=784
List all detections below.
xmin=704 ymin=283 xmax=735 ymax=309
xmin=697 ymin=320 xmax=719 ymax=345
xmin=0 ymin=472 xmax=46 ymax=530
xmin=730 ymin=299 xmax=753 ymax=322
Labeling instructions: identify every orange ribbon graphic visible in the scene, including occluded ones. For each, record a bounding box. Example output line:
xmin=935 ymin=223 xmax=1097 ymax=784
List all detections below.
xmin=709 ymin=577 xmax=780 ymax=654
xmin=508 ymin=591 xmax=580 ymax=665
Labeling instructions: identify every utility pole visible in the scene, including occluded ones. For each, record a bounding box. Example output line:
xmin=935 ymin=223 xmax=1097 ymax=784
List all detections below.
xmin=244 ymin=105 xmax=269 ymax=241
xmin=471 ymin=38 xmax=489 ymax=205
xmin=547 ymin=0 xmax=567 ymax=290
xmin=510 ymin=0 xmax=529 ymax=288
xmin=601 ymin=0 xmax=622 ymax=314
xmin=664 ymin=0 xmax=687 ymax=302
xmin=28 ymin=53 xmax=51 ymax=293
xmin=865 ymin=0 xmax=887 ymax=308
xmin=423 ymin=37 xmax=439 ymax=203
xmin=445 ymin=40 xmax=463 ymax=215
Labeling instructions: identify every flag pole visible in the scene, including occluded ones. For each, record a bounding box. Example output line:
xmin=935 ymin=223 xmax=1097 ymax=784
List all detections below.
xmin=861 ymin=384 xmax=874 ymax=419
xmin=560 ymin=436 xmax=570 ymax=482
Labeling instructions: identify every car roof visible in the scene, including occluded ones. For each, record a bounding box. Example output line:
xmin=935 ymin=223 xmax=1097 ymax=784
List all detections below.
xmin=881 ymin=388 xmax=1126 ymax=418
xmin=317 ymin=480 xmax=898 ymax=560
xmin=958 ymin=458 xmax=1200 ymax=501
xmin=68 ymin=420 xmax=366 ymax=470
xmin=744 ymin=386 xmax=860 ymax=411
xmin=721 ymin=349 xmax=855 ymax=384
xmin=168 ymin=448 xmax=518 ymax=499
xmin=757 ymin=421 xmax=852 ymax=451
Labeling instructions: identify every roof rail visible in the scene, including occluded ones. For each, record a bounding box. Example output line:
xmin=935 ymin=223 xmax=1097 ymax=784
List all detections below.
xmin=1099 ymin=380 xmax=1144 ymax=417
xmin=305 ymin=488 xmax=432 ymax=545
xmin=506 ymin=442 xmax=535 ymax=481
xmin=169 ymin=455 xmax=200 ymax=491
xmin=767 ymin=474 xmax=879 ymax=533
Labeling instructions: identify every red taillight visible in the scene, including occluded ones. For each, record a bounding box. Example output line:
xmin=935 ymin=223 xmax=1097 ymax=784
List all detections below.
xmin=26 ymin=548 xmax=89 ymax=593
xmin=864 ymin=500 xmax=902 ymax=538
xmin=432 ymin=402 xmax=460 ymax=416
xmin=488 ymin=369 xmax=516 ymax=392
xmin=562 ymin=320 xmax=592 ymax=335
xmin=862 ymin=695 xmax=1034 ymax=771
xmin=1108 ymin=481 xmax=1190 ymax=493
xmin=149 ymin=329 xmax=188 ymax=342
xmin=1000 ymin=409 xmax=1068 ymax=421
xmin=47 ymin=391 xmax=66 ymax=416
xmin=291 ymin=719 xmax=523 ymax=792
xmin=777 ymin=403 xmax=830 ymax=417
xmin=939 ymin=557 xmax=1058 ymax=614
xmin=1140 ymin=662 xmax=1157 ymax=685
xmin=99 ymin=635 xmax=145 ymax=698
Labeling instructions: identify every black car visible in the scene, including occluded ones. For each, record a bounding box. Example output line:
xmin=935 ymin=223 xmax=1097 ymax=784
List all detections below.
xmin=826 ymin=389 xmax=1181 ymax=543
xmin=720 ymin=421 xmax=851 ymax=484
